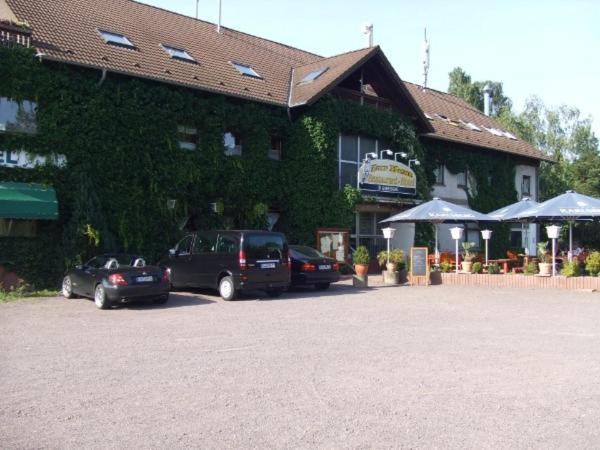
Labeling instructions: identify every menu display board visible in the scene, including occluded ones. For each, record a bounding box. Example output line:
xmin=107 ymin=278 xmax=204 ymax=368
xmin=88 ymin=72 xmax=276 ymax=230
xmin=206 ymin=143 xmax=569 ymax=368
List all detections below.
xmin=315 ymin=228 xmax=350 ymax=263
xmin=410 ymin=247 xmax=429 ymax=284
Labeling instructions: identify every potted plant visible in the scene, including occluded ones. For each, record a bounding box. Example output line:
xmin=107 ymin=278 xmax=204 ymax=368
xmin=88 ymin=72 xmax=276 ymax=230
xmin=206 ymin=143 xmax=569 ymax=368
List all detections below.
xmin=461 ymin=241 xmax=475 ymax=273
xmin=537 ymin=241 xmax=552 ymax=276
xmin=376 ymin=248 xmax=404 ymax=272
xmin=353 ymin=246 xmax=370 ymax=276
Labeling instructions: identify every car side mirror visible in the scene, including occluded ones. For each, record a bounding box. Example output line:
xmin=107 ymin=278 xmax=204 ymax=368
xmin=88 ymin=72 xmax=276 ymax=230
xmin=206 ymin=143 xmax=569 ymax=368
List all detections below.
xmin=169 ymin=248 xmax=177 ymax=257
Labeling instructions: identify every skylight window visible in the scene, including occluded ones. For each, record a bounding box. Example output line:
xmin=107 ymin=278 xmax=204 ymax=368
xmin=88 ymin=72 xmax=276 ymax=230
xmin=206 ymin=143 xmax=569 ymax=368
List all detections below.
xmin=300 ymin=67 xmax=328 ymax=83
xmin=161 ymin=44 xmax=196 ymax=63
xmin=460 ymin=120 xmax=482 ymax=132
xmin=231 ymin=62 xmax=262 ymax=79
xmin=98 ymin=30 xmax=134 ymax=48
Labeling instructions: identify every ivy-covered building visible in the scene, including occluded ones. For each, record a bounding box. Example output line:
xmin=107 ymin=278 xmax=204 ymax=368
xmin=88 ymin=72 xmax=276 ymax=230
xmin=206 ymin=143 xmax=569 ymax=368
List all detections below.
xmin=0 ymin=0 xmax=548 ymax=287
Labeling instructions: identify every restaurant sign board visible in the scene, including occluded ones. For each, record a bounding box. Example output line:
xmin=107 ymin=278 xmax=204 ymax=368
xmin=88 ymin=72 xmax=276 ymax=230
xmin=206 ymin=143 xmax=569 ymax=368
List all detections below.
xmin=0 ymin=150 xmax=66 ymax=169
xmin=358 ymin=159 xmax=416 ymax=196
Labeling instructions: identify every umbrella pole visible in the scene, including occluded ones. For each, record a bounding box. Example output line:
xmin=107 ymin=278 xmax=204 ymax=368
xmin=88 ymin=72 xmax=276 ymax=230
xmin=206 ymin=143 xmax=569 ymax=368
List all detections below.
xmin=569 ymin=222 xmax=573 ymax=262
xmin=435 ymin=224 xmax=439 ymax=265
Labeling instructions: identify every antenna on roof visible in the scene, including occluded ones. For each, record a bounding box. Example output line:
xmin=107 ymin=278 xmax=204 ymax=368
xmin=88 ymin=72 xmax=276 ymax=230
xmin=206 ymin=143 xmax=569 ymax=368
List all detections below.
xmin=217 ymin=0 xmax=222 ymax=33
xmin=422 ymin=28 xmax=430 ymax=91
xmin=362 ymin=23 xmax=373 ymax=48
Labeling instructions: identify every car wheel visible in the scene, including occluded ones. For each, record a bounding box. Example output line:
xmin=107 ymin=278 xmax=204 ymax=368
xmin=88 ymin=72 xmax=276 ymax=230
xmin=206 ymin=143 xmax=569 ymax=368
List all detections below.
xmin=62 ymin=276 xmax=76 ymax=299
xmin=153 ymin=293 xmax=169 ymax=305
xmin=315 ymin=283 xmax=330 ymax=291
xmin=266 ymin=288 xmax=283 ymax=298
xmin=94 ymin=284 xmax=111 ymax=310
xmin=219 ymin=276 xmax=237 ymax=301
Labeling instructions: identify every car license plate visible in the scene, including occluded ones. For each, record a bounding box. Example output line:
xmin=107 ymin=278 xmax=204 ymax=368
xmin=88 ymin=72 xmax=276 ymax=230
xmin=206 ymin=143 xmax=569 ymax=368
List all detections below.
xmin=136 ymin=276 xmax=153 ymax=283
xmin=261 ymin=263 xmax=276 ymax=269
xmin=318 ymin=264 xmax=331 ymax=271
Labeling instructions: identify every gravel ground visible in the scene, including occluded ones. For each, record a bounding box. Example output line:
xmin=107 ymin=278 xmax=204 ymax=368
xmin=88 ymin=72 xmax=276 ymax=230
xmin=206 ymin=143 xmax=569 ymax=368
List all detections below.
xmin=1 ymin=283 xmax=600 ymax=449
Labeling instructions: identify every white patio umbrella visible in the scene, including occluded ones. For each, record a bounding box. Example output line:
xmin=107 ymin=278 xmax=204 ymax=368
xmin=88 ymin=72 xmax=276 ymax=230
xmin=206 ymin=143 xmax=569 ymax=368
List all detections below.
xmin=506 ymin=190 xmax=600 ymax=260
xmin=380 ymin=197 xmax=497 ymax=262
xmin=488 ymin=197 xmax=539 ymax=255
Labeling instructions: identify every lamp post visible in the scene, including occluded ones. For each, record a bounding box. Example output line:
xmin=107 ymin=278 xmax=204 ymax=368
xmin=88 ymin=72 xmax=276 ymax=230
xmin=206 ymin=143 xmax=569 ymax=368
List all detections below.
xmin=382 ymin=227 xmax=396 ymax=265
xmin=481 ymin=229 xmax=492 ymax=266
xmin=546 ymin=224 xmax=561 ymax=276
xmin=450 ymin=226 xmax=464 ymax=274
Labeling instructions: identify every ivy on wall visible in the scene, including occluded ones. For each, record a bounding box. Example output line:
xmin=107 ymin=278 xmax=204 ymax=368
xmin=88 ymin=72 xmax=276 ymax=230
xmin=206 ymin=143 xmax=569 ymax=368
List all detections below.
xmin=424 ymin=139 xmax=519 ymax=258
xmin=0 ymin=47 xmax=523 ymax=287
xmin=0 ymin=47 xmax=423 ymax=287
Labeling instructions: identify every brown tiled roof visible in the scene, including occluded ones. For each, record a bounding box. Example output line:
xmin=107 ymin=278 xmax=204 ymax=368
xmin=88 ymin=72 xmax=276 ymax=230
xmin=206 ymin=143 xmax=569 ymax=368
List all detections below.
xmin=6 ymin=0 xmax=546 ymax=161
xmin=7 ymin=0 xmax=321 ymax=106
xmin=403 ymin=81 xmax=550 ymax=162
xmin=290 ymin=47 xmax=376 ymax=106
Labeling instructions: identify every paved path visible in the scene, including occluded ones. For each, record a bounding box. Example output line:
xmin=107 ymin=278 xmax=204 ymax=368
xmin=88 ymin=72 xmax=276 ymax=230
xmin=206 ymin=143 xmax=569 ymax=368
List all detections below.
xmin=1 ymin=284 xmax=600 ymax=449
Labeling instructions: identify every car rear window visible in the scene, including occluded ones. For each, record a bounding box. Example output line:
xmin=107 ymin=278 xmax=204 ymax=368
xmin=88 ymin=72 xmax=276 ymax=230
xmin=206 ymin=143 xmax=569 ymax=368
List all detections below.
xmin=290 ymin=246 xmax=324 ymax=258
xmin=244 ymin=234 xmax=285 ymax=260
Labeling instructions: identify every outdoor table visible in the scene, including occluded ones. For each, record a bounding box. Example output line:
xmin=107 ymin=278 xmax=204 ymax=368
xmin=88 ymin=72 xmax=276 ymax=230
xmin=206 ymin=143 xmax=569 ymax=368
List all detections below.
xmin=488 ymin=258 xmax=515 ymax=274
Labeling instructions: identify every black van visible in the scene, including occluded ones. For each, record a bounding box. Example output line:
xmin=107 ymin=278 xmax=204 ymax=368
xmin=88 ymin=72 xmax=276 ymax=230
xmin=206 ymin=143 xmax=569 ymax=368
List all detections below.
xmin=163 ymin=230 xmax=290 ymax=300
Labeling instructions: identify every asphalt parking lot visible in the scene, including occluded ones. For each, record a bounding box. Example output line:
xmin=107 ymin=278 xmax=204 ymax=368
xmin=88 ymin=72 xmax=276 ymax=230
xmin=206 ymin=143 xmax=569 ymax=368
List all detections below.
xmin=2 ymin=283 xmax=600 ymax=448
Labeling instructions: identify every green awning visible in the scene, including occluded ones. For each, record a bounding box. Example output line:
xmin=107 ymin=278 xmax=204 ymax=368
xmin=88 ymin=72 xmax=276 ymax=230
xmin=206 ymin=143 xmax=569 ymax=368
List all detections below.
xmin=0 ymin=182 xmax=58 ymax=220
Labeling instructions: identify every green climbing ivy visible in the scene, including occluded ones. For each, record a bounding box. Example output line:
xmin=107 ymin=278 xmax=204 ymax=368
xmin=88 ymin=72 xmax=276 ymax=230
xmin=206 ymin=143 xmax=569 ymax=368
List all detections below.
xmin=0 ymin=47 xmax=423 ymax=287
xmin=423 ymin=139 xmax=518 ymax=258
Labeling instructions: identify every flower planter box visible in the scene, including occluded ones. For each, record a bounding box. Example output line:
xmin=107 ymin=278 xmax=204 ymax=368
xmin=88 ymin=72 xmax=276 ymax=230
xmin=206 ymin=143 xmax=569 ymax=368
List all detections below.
xmin=431 ymin=272 xmax=600 ymax=291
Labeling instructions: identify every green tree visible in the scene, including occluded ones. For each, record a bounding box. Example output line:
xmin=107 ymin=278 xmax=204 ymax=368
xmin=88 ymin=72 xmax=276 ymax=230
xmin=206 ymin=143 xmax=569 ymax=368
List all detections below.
xmin=448 ymin=67 xmax=512 ymax=116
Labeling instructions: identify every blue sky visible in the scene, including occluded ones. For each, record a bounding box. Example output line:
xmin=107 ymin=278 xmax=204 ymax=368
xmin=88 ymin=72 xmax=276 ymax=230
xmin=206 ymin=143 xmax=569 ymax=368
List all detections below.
xmin=141 ymin=0 xmax=600 ymax=135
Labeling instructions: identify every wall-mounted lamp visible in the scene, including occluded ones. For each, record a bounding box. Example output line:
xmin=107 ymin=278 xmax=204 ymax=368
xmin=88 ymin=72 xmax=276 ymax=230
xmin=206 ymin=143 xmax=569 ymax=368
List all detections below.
xmin=409 ymin=159 xmax=420 ymax=168
xmin=394 ymin=151 xmax=408 ymax=161
xmin=380 ymin=149 xmax=393 ymax=159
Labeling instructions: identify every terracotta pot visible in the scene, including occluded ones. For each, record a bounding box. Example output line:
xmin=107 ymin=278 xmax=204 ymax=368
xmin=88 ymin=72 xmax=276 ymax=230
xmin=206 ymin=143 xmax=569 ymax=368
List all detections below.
xmin=354 ymin=264 xmax=369 ymax=276
xmin=386 ymin=262 xmax=397 ymax=273
xmin=538 ymin=262 xmax=552 ymax=276
xmin=461 ymin=261 xmax=473 ymax=273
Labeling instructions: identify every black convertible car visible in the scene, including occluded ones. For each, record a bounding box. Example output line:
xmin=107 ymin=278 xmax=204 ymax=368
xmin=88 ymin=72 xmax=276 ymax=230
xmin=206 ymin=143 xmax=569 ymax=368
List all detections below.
xmin=289 ymin=245 xmax=340 ymax=290
xmin=62 ymin=254 xmax=170 ymax=309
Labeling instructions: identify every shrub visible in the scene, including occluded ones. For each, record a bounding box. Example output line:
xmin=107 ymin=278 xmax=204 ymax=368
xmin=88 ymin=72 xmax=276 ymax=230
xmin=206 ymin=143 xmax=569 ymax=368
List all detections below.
xmin=488 ymin=263 xmax=501 ymax=275
xmin=561 ymin=261 xmax=581 ymax=277
xmin=537 ymin=241 xmax=551 ymax=263
xmin=462 ymin=241 xmax=476 ymax=262
xmin=376 ymin=249 xmax=405 ymax=267
xmin=523 ymin=262 xmax=537 ymax=275
xmin=440 ymin=261 xmax=452 ymax=273
xmin=353 ymin=246 xmax=370 ymax=265
xmin=472 ymin=262 xmax=482 ymax=274
xmin=586 ymin=251 xmax=600 ymax=276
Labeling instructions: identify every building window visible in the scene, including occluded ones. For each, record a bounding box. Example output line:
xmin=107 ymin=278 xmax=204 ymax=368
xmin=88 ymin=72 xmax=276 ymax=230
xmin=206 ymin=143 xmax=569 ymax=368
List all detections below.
xmin=268 ymin=135 xmax=282 ymax=160
xmin=223 ymin=132 xmax=242 ymax=156
xmin=509 ymin=226 xmax=522 ymax=248
xmin=0 ymin=219 xmax=37 ymax=237
xmin=340 ymin=162 xmax=357 ymax=188
xmin=0 ymin=97 xmax=37 ymax=134
xmin=465 ymin=223 xmax=480 ymax=248
xmin=161 ymin=44 xmax=195 ymax=63
xmin=177 ymin=126 xmax=198 ymax=151
xmin=299 ymin=67 xmax=328 ymax=84
xmin=231 ymin=62 xmax=262 ymax=79
xmin=434 ymin=164 xmax=445 ymax=185
xmin=522 ymin=175 xmax=531 ymax=197
xmin=457 ymin=170 xmax=467 ymax=188
xmin=98 ymin=30 xmax=134 ymax=48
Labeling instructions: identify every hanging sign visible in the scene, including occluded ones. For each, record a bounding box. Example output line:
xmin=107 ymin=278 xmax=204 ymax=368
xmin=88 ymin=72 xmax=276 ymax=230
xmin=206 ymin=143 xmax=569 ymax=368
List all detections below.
xmin=358 ymin=158 xmax=416 ymax=196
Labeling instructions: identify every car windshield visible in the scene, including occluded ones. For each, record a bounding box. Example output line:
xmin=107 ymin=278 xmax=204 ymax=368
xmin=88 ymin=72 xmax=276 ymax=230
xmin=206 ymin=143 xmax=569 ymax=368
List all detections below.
xmin=244 ymin=234 xmax=285 ymax=260
xmin=86 ymin=254 xmax=137 ymax=268
xmin=290 ymin=246 xmax=325 ymax=259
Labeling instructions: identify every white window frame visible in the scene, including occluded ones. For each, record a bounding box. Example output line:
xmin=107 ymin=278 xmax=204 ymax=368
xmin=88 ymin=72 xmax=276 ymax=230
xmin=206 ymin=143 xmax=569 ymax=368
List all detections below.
xmin=223 ymin=132 xmax=242 ymax=156
xmin=161 ymin=44 xmax=195 ymax=63
xmin=98 ymin=29 xmax=134 ymax=48
xmin=231 ymin=62 xmax=262 ymax=79
xmin=177 ymin=125 xmax=198 ymax=151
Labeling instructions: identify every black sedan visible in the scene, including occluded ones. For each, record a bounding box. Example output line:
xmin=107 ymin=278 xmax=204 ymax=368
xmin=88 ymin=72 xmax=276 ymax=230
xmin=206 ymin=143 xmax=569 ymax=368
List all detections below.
xmin=62 ymin=254 xmax=170 ymax=309
xmin=289 ymin=245 xmax=340 ymax=290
